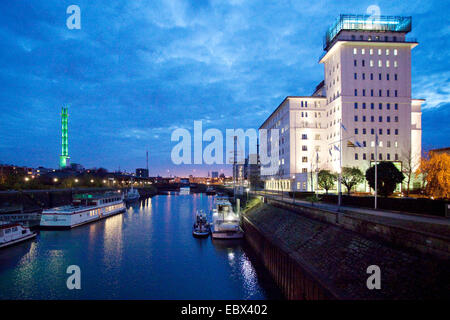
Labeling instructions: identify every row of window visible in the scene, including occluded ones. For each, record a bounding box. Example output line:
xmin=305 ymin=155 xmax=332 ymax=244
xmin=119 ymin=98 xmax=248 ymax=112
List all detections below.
xmin=354 ymin=115 xmax=399 ymax=123
xmin=353 ymin=48 xmax=398 ymax=56
xmin=353 ymin=59 xmax=398 ymax=68
xmin=355 ymin=153 xmax=399 ymax=161
xmin=350 ymin=35 xmax=400 ymax=42
xmin=354 ymin=89 xmax=399 ymax=97
xmin=354 ymin=102 xmax=399 ymax=110
xmin=354 ymin=72 xmax=398 ymax=81
xmin=354 ymin=128 xmax=399 ymax=135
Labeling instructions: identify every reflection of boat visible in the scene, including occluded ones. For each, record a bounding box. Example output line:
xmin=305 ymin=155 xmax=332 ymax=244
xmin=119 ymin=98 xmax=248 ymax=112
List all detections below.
xmin=205 ymin=186 xmax=216 ymax=195
xmin=192 ymin=210 xmax=210 ymax=238
xmin=211 ymin=197 xmax=244 ymax=239
xmin=179 ymin=187 xmax=190 ymax=195
xmin=0 ymin=222 xmax=36 ymax=249
xmin=124 ymin=185 xmax=140 ymax=202
xmin=40 ymin=192 xmax=125 ymax=229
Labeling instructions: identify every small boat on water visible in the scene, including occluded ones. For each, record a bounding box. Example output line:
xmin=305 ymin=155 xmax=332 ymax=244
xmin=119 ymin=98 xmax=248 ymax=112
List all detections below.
xmin=0 ymin=222 xmax=36 ymax=249
xmin=124 ymin=185 xmax=140 ymax=203
xmin=211 ymin=196 xmax=244 ymax=240
xmin=40 ymin=192 xmax=125 ymax=229
xmin=192 ymin=210 xmax=210 ymax=238
xmin=205 ymin=186 xmax=216 ymax=195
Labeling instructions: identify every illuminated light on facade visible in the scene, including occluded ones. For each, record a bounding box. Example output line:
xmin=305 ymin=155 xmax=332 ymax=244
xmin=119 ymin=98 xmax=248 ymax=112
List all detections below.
xmin=59 ymin=106 xmax=71 ymax=168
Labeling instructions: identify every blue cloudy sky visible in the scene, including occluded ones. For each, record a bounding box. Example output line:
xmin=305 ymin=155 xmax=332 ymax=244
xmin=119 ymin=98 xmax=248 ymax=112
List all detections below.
xmin=0 ymin=0 xmax=448 ymax=176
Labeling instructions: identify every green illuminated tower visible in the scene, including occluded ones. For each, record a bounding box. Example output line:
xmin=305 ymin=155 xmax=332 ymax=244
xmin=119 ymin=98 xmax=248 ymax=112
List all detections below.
xmin=59 ymin=106 xmax=70 ymax=168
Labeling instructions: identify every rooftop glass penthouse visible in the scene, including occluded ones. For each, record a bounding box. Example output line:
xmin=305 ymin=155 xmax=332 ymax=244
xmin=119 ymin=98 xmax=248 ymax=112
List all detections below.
xmin=324 ymin=15 xmax=413 ymax=50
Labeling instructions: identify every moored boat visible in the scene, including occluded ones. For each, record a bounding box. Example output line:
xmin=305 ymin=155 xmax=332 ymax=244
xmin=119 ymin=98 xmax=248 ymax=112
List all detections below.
xmin=40 ymin=192 xmax=125 ymax=229
xmin=0 ymin=222 xmax=36 ymax=249
xmin=205 ymin=186 xmax=216 ymax=195
xmin=193 ymin=210 xmax=210 ymax=238
xmin=211 ymin=197 xmax=244 ymax=240
xmin=124 ymin=185 xmax=140 ymax=202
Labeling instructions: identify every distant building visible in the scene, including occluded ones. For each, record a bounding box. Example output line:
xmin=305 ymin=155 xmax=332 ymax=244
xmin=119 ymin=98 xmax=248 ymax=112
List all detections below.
xmin=211 ymin=171 xmax=219 ymax=178
xmin=70 ymin=163 xmax=84 ymax=172
xmin=136 ymin=168 xmax=149 ymax=178
xmin=35 ymin=166 xmax=52 ymax=176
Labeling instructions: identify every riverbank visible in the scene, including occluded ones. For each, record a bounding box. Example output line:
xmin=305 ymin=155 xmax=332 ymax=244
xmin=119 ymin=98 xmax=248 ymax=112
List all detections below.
xmin=241 ymin=198 xmax=449 ymax=300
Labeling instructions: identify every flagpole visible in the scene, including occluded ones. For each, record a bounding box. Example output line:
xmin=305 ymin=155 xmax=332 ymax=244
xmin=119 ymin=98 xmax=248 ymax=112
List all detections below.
xmin=374 ymin=132 xmax=378 ymax=209
xmin=338 ymin=121 xmax=342 ymax=209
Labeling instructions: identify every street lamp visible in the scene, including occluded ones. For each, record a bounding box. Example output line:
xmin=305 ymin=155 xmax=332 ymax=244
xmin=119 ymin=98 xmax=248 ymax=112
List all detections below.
xmin=90 ymin=179 xmax=94 ymax=183
xmin=24 ymin=177 xmax=29 ymax=182
xmin=74 ymin=179 xmax=79 ymax=183
xmin=292 ymin=175 xmax=296 ymax=204
xmin=246 ymin=187 xmax=250 ymax=203
xmin=53 ymin=178 xmax=58 ymax=183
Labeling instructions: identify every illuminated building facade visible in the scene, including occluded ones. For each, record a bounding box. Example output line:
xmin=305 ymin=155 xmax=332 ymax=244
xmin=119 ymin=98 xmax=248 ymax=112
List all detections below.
xmin=261 ymin=14 xmax=423 ymax=192
xmin=59 ymin=106 xmax=70 ymax=168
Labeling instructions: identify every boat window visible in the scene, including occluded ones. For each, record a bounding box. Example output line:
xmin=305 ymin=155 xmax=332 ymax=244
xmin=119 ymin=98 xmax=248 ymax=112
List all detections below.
xmin=5 ymin=228 xmax=11 ymax=234
xmin=12 ymin=227 xmax=18 ymax=232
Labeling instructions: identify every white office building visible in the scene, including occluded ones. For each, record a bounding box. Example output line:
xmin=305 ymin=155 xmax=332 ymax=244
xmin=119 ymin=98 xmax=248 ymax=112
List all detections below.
xmin=261 ymin=14 xmax=423 ymax=192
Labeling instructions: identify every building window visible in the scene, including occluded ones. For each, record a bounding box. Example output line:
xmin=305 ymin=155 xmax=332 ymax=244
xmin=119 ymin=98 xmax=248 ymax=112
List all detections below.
xmin=395 ymin=90 xmax=398 ymax=97
xmin=371 ymin=89 xmax=374 ymax=97
xmin=387 ymin=90 xmax=390 ymax=97
xmin=371 ymin=103 xmax=374 ymax=109
xmin=379 ymin=73 xmax=382 ymax=80
xmin=371 ymin=153 xmax=375 ymax=160
xmin=395 ymin=74 xmax=398 ymax=81
xmin=387 ymin=116 xmax=391 ymax=122
xmin=379 ymin=116 xmax=383 ymax=122
xmin=371 ymin=116 xmax=374 ymax=122
xmin=379 ymin=153 xmax=383 ymax=160
xmin=362 ymin=73 xmax=366 ymax=80
xmin=302 ymin=168 xmax=307 ymax=173
xmin=353 ymin=48 xmax=357 ymax=54
xmin=378 ymin=60 xmax=382 ymax=67
xmin=387 ymin=103 xmax=390 ymax=110
xmin=302 ymin=134 xmax=308 ymax=140
xmin=395 ymin=116 xmax=398 ymax=122
xmin=354 ymin=89 xmax=358 ymax=96
xmin=355 ymin=128 xmax=358 ymax=134
xmin=354 ymin=60 xmax=357 ymax=66
xmin=370 ymin=60 xmax=374 ymax=67
xmin=363 ymin=141 xmax=367 ymax=147
xmin=378 ymin=48 xmax=382 ymax=55
xmin=355 ymin=153 xmax=359 ymax=160
xmin=370 ymin=73 xmax=374 ymax=80
xmin=371 ymin=128 xmax=375 ymax=134
xmin=395 ymin=153 xmax=399 ymax=160
xmin=379 ymin=103 xmax=382 ymax=110
xmin=363 ymin=115 xmax=366 ymax=122
xmin=370 ymin=48 xmax=373 ymax=55
xmin=387 ymin=141 xmax=391 ymax=148
xmin=302 ymin=157 xmax=308 ymax=163
xmin=394 ymin=61 xmax=398 ymax=68
xmin=387 ymin=153 xmax=391 ymax=160
xmin=354 ymin=73 xmax=357 ymax=80
xmin=354 ymin=102 xmax=358 ymax=109
xmin=362 ymin=102 xmax=366 ymax=109
xmin=386 ymin=49 xmax=390 ymax=55
xmin=387 ymin=74 xmax=390 ymax=81
xmin=363 ymin=153 xmax=367 ymax=160
xmin=363 ymin=128 xmax=366 ymax=134
xmin=379 ymin=89 xmax=382 ymax=97
xmin=395 ymin=103 xmax=398 ymax=110
xmin=361 ymin=48 xmax=365 ymax=54
xmin=395 ymin=129 xmax=399 ymax=135
xmin=394 ymin=49 xmax=398 ymax=56
xmin=362 ymin=60 xmax=365 ymax=67
xmin=362 ymin=89 xmax=366 ymax=96
xmin=386 ymin=60 xmax=390 ymax=68
xmin=387 ymin=129 xmax=391 ymax=135
xmin=302 ymin=145 xmax=307 ymax=151
xmin=379 ymin=128 xmax=383 ymax=135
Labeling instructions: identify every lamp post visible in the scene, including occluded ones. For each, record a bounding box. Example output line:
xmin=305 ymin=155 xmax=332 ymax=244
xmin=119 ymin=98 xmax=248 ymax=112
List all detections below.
xmin=292 ymin=175 xmax=296 ymax=204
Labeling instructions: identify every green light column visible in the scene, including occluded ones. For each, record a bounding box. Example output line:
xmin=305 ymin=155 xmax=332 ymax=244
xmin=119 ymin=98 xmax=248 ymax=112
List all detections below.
xmin=59 ymin=106 xmax=70 ymax=168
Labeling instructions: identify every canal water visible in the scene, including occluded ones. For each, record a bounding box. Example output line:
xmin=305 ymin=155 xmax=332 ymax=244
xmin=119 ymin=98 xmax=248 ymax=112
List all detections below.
xmin=0 ymin=193 xmax=281 ymax=299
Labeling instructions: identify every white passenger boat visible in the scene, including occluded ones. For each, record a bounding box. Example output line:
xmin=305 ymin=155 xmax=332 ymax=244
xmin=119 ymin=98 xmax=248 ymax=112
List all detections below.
xmin=124 ymin=185 xmax=140 ymax=202
xmin=179 ymin=187 xmax=190 ymax=195
xmin=211 ymin=197 xmax=244 ymax=239
xmin=0 ymin=222 xmax=36 ymax=248
xmin=40 ymin=192 xmax=125 ymax=229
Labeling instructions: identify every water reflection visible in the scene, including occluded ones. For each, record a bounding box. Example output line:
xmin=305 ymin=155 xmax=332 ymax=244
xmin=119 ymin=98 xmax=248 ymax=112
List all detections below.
xmin=0 ymin=194 xmax=280 ymax=299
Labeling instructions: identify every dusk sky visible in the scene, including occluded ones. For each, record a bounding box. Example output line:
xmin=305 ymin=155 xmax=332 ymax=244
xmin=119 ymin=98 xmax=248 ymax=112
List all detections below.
xmin=0 ymin=0 xmax=448 ymax=176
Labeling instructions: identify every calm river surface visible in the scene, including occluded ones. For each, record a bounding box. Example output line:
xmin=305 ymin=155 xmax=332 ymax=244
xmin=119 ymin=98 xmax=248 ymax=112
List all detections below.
xmin=0 ymin=193 xmax=281 ymax=299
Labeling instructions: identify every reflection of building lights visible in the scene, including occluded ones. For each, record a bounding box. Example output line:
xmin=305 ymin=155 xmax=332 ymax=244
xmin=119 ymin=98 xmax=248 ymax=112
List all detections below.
xmin=74 ymin=179 xmax=79 ymax=183
xmin=53 ymin=178 xmax=58 ymax=182
xmin=24 ymin=177 xmax=29 ymax=181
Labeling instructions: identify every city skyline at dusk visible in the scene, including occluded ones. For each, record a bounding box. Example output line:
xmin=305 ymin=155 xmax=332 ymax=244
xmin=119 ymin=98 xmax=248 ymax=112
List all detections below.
xmin=0 ymin=0 xmax=448 ymax=176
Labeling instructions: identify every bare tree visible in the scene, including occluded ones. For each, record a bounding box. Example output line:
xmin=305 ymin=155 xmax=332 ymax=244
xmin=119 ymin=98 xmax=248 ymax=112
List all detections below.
xmin=401 ymin=147 xmax=420 ymax=196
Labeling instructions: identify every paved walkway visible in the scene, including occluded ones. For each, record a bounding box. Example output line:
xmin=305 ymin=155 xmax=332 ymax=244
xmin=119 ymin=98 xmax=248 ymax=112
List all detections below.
xmin=253 ymin=191 xmax=450 ymax=229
